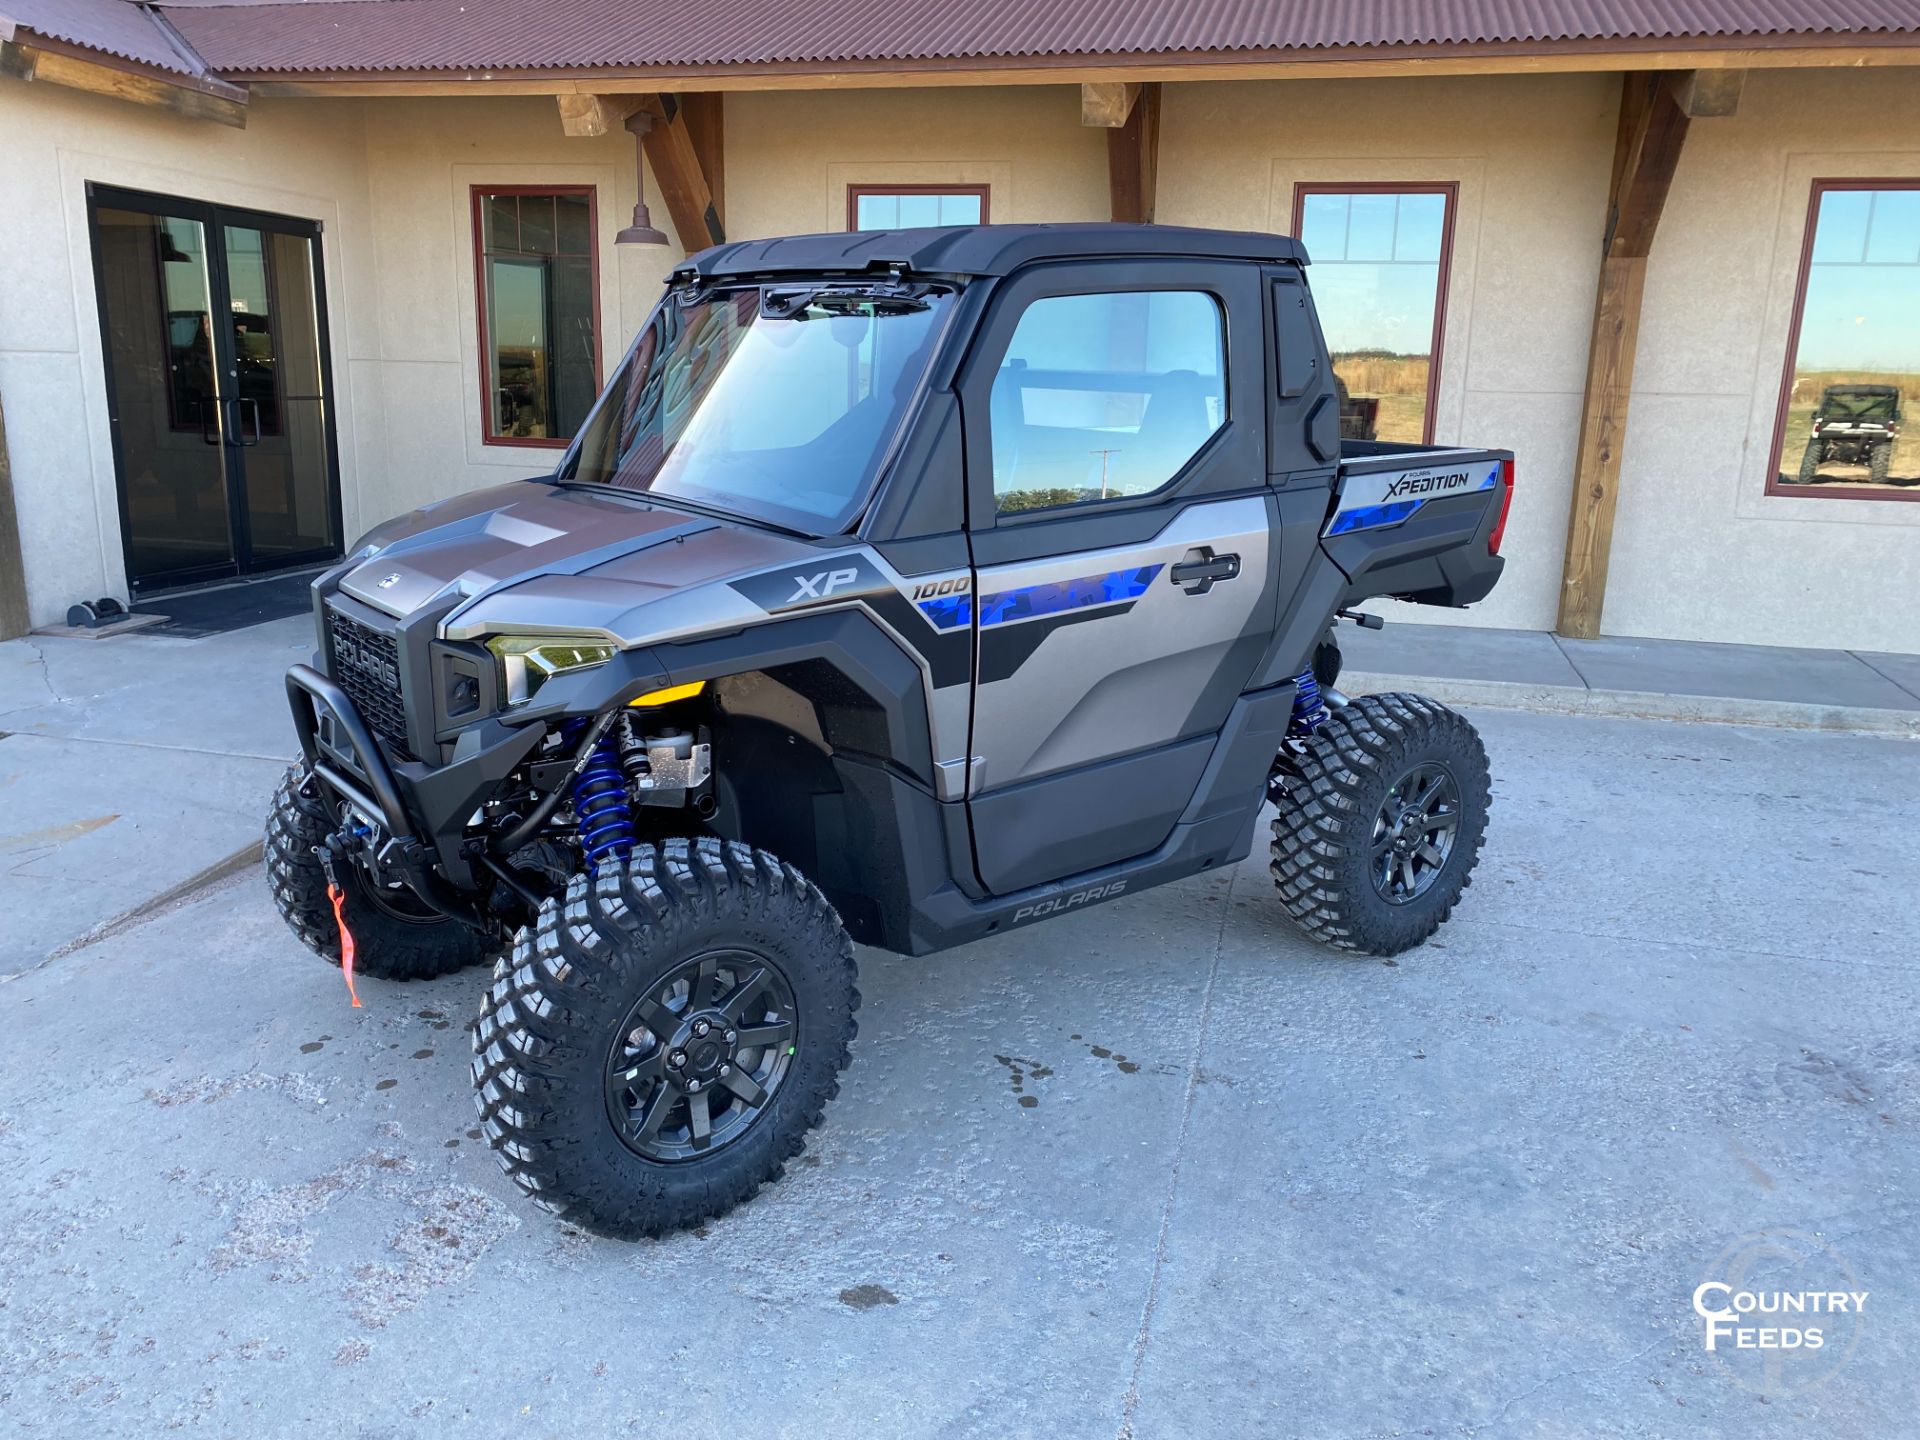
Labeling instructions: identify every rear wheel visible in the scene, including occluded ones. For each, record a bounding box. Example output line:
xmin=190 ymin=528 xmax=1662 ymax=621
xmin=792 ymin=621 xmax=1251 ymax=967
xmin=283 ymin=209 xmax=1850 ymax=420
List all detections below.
xmin=1269 ymin=693 xmax=1490 ymax=956
xmin=1798 ymin=439 xmax=1823 ymax=483
xmin=473 ymin=838 xmax=858 ymax=1238
xmin=265 ymin=766 xmax=495 ymax=980
xmin=1869 ymin=440 xmax=1892 ymax=484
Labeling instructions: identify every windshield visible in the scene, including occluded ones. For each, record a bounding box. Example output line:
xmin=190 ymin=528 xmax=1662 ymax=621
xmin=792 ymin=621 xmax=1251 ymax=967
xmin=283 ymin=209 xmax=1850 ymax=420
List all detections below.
xmin=560 ymin=283 xmax=953 ymax=533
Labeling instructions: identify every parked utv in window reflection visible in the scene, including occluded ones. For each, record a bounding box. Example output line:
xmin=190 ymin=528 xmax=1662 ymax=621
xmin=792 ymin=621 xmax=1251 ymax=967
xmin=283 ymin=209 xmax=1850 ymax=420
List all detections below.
xmin=1797 ymin=384 xmax=1902 ymax=485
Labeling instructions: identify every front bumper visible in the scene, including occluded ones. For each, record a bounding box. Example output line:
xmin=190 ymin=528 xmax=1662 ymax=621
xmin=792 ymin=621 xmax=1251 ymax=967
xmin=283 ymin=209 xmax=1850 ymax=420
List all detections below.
xmin=286 ymin=663 xmax=415 ymax=840
xmin=286 ymin=660 xmax=547 ymax=894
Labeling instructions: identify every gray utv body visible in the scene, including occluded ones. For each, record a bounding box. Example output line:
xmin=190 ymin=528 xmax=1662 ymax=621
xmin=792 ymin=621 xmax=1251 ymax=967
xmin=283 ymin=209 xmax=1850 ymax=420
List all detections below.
xmin=288 ymin=223 xmax=1512 ymax=957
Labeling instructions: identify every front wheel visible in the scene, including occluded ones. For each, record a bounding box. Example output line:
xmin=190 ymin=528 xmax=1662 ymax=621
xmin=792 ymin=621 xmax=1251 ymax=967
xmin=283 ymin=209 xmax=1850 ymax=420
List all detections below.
xmin=265 ymin=766 xmax=495 ymax=980
xmin=473 ymin=838 xmax=858 ymax=1238
xmin=1269 ymin=693 xmax=1491 ymax=956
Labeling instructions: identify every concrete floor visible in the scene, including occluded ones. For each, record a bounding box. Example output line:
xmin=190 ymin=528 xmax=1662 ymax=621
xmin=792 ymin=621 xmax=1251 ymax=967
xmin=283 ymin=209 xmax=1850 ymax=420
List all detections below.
xmin=0 ymin=706 xmax=1914 ymax=1437
xmin=0 ymin=618 xmax=309 ymax=973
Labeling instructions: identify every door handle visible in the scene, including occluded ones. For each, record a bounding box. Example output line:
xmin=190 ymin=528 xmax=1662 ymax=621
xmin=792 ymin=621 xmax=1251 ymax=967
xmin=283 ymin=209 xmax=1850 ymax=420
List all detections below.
xmin=235 ymin=397 xmax=262 ymax=447
xmin=1170 ymin=548 xmax=1240 ymax=595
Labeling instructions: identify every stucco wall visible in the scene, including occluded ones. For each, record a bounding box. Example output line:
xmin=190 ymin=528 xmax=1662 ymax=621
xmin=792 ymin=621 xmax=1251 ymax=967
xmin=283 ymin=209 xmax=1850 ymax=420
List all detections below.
xmin=0 ymin=82 xmax=375 ymax=625
xmin=1607 ymin=67 xmax=1920 ymax=651
xmin=2 ymin=70 xmax=1916 ymax=649
xmin=1157 ymin=74 xmax=1618 ymax=633
xmin=354 ymin=97 xmax=677 ymax=522
xmin=0 ymin=86 xmax=680 ymax=626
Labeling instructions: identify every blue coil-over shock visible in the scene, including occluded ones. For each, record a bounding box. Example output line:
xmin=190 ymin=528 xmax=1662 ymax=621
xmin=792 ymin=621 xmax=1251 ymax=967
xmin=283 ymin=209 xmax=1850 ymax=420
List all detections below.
xmin=1289 ymin=664 xmax=1329 ymax=737
xmin=565 ymin=718 xmax=635 ymax=874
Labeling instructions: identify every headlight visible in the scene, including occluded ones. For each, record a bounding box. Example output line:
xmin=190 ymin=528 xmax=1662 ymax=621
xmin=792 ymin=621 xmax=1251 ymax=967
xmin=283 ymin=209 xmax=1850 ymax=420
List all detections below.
xmin=486 ymin=634 xmax=618 ymax=705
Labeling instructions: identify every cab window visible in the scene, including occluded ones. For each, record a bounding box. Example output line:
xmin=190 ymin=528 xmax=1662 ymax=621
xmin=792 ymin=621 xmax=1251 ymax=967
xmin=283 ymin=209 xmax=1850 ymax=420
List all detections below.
xmin=989 ymin=290 xmax=1226 ymax=514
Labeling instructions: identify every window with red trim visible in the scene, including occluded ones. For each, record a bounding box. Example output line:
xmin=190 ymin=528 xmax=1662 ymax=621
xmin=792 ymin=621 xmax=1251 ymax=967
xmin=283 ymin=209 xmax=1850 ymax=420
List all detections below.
xmin=1769 ymin=180 xmax=1920 ymax=500
xmin=473 ymin=186 xmax=601 ymax=447
xmin=1293 ymin=184 xmax=1456 ymax=446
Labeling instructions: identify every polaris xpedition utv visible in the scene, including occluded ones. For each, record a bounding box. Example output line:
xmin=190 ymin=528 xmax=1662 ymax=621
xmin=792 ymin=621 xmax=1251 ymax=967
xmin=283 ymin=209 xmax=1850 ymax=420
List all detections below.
xmin=1798 ymin=383 xmax=1902 ymax=484
xmin=270 ymin=224 xmax=1516 ymax=1237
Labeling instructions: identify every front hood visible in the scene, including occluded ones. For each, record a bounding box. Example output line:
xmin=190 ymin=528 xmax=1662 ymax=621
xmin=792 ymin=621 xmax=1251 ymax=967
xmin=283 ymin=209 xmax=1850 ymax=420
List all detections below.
xmin=338 ymin=482 xmax=716 ymax=618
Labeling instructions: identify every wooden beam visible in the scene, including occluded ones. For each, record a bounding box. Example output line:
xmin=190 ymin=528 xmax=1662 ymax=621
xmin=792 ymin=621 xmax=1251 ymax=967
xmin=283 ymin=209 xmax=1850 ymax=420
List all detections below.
xmin=1557 ymin=73 xmax=1691 ymax=639
xmin=0 ymin=39 xmax=246 ymax=127
xmin=678 ymin=93 xmax=725 ymax=232
xmin=556 ymin=92 xmax=633 ymax=136
xmin=1667 ymin=66 xmax=1745 ymax=117
xmin=1080 ymin=81 xmax=1139 ymax=127
xmin=0 ymin=387 xmax=27 ymax=641
xmin=635 ymin=94 xmax=725 ymax=252
xmin=1106 ymin=82 xmax=1160 ymax=223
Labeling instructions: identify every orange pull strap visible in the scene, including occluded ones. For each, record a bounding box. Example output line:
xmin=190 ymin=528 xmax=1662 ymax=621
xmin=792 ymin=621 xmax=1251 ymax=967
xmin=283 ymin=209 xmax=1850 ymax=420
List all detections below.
xmin=327 ymin=881 xmax=363 ymax=1008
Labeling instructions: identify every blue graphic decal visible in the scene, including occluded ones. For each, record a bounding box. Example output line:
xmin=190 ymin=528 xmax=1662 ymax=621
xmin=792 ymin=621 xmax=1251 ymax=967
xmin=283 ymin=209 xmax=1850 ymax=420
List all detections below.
xmin=1325 ymin=462 xmax=1500 ymax=536
xmin=917 ymin=594 xmax=973 ymax=631
xmin=1327 ymin=500 xmax=1422 ymax=535
xmin=977 ymin=565 xmax=1163 ymax=627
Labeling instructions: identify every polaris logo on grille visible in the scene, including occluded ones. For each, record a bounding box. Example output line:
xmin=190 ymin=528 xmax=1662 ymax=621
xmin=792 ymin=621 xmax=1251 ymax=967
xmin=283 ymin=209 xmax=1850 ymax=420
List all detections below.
xmin=334 ymin=635 xmax=400 ymax=690
xmin=1384 ymin=469 xmax=1472 ymax=499
xmin=1012 ymin=880 xmax=1127 ymax=924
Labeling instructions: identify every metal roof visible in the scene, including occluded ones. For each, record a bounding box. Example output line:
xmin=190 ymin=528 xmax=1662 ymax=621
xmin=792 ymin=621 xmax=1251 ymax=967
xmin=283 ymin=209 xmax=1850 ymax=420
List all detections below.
xmin=675 ymin=222 xmax=1308 ymax=282
xmin=2 ymin=0 xmax=203 ymax=74
xmin=158 ymin=0 xmax=1920 ymax=77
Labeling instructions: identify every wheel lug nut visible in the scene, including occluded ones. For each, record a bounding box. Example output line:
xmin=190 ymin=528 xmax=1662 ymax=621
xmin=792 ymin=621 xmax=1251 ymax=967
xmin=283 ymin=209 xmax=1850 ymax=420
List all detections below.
xmin=718 ymin=1063 xmax=730 ymax=1077
xmin=693 ymin=1019 xmax=711 ymax=1037
xmin=669 ymin=1050 xmax=686 ymax=1069
xmin=686 ymin=1078 xmax=702 ymax=1093
xmin=723 ymin=1029 xmax=736 ymax=1045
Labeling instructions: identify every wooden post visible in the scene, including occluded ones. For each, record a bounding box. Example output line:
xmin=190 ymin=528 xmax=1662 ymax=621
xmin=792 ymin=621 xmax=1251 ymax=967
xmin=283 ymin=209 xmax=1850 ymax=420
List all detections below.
xmin=1105 ymin=82 xmax=1160 ymax=224
xmin=0 ymin=389 xmax=30 ymax=640
xmin=1556 ymin=72 xmax=1700 ymax=639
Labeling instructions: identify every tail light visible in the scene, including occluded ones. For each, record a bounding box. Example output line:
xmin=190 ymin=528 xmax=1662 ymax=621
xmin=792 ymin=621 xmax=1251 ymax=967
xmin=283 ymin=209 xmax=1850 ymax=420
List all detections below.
xmin=1488 ymin=457 xmax=1515 ymax=556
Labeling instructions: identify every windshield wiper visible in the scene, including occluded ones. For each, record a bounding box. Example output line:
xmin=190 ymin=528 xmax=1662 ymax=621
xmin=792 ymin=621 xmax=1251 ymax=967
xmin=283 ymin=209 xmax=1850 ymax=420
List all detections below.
xmin=760 ymin=282 xmax=932 ymax=319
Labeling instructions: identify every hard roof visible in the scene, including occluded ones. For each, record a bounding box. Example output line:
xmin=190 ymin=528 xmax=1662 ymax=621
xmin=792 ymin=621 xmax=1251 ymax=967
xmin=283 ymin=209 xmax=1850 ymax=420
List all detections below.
xmin=671 ymin=224 xmax=1307 ymax=282
xmin=154 ymin=0 xmax=1920 ymax=77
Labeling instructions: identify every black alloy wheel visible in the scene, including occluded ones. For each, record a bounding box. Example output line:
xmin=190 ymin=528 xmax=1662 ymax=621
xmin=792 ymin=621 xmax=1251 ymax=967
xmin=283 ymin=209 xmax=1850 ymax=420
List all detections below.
xmin=604 ymin=950 xmax=799 ymax=1162
xmin=1369 ymin=762 xmax=1461 ymax=905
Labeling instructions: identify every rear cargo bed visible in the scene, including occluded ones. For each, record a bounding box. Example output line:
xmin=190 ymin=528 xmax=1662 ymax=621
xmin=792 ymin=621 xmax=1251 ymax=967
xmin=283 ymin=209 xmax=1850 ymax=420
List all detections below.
xmin=1321 ymin=443 xmax=1513 ymax=609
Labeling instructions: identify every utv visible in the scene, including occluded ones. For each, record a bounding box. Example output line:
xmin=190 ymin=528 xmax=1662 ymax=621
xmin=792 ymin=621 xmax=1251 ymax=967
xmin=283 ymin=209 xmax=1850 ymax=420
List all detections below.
xmin=1798 ymin=383 xmax=1901 ymax=484
xmin=269 ymin=224 xmax=1515 ymax=1237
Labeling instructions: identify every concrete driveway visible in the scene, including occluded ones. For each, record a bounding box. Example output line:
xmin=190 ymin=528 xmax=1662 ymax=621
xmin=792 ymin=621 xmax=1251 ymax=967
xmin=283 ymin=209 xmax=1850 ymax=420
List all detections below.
xmin=0 ymin=706 xmax=1914 ymax=1437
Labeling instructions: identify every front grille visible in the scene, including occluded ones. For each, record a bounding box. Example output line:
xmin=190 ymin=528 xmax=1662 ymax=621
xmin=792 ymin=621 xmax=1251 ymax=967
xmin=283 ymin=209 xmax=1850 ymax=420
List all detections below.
xmin=325 ymin=605 xmax=412 ymax=758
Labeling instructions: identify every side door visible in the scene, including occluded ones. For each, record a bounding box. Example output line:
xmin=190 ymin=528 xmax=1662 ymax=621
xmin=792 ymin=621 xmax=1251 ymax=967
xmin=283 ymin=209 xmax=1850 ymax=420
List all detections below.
xmin=958 ymin=259 xmax=1278 ymax=894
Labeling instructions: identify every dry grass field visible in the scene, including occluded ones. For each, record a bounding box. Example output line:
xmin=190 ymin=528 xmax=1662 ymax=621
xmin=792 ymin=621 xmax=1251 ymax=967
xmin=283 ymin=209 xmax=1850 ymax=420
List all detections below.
xmin=1333 ymin=352 xmax=1430 ymax=443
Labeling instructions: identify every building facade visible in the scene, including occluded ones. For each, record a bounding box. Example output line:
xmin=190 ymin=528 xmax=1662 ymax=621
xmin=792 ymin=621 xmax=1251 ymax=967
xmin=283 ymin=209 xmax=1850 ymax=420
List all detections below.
xmin=1 ymin=3 xmax=1917 ymax=651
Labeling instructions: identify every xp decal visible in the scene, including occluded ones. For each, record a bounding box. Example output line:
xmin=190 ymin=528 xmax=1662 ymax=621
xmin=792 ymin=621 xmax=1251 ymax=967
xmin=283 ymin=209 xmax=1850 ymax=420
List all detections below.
xmin=728 ymin=554 xmax=891 ymax=615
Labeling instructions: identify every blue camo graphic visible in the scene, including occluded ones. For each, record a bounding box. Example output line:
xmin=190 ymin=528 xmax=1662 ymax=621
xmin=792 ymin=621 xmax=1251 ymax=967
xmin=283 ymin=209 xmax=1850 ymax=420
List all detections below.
xmin=916 ymin=564 xmax=1164 ymax=631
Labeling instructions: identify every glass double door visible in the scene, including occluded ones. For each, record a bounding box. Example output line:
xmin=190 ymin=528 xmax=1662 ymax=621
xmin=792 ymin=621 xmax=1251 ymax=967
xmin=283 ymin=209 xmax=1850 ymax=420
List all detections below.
xmin=89 ymin=185 xmax=343 ymax=592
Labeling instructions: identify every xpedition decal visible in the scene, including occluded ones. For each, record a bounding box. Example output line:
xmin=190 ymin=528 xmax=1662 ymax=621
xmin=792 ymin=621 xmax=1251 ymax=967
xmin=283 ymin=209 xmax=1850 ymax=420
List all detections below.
xmin=1325 ymin=459 xmax=1501 ymax=537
